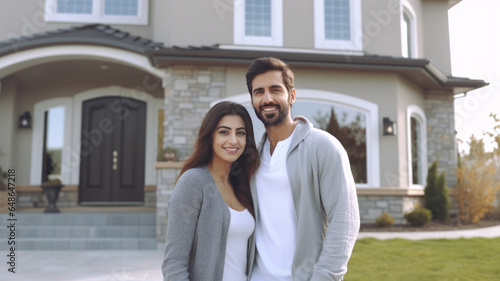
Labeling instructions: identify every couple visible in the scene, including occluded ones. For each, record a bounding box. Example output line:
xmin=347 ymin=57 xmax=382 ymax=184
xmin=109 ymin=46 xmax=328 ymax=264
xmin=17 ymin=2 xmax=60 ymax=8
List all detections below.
xmin=162 ymin=57 xmax=360 ymax=281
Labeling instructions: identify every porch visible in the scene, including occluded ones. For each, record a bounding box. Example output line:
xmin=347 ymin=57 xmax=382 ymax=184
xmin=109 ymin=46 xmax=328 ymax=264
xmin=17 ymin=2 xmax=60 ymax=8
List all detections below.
xmin=1 ymin=206 xmax=157 ymax=251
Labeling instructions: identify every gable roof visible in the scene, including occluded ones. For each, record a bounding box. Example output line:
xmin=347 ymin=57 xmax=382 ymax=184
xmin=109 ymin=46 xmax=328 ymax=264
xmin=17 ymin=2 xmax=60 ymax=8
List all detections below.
xmin=0 ymin=24 xmax=487 ymax=95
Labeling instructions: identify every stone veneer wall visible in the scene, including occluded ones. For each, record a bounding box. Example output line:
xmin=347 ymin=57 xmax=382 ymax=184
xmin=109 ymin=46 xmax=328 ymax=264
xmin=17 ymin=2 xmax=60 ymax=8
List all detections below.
xmin=357 ymin=194 xmax=423 ymax=224
xmin=424 ymin=91 xmax=457 ymax=187
xmin=162 ymin=66 xmax=227 ymax=160
xmin=156 ymin=162 xmax=182 ymax=249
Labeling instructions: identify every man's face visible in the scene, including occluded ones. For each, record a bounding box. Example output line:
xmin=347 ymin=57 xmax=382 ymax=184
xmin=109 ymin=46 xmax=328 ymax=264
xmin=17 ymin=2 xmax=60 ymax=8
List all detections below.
xmin=250 ymin=70 xmax=295 ymax=126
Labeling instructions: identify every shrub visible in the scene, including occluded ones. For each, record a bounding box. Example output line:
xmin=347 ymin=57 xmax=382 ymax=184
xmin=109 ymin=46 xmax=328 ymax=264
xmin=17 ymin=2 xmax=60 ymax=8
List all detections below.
xmin=456 ymin=114 xmax=500 ymax=224
xmin=424 ymin=160 xmax=450 ymax=221
xmin=375 ymin=212 xmax=394 ymax=227
xmin=404 ymin=208 xmax=432 ymax=226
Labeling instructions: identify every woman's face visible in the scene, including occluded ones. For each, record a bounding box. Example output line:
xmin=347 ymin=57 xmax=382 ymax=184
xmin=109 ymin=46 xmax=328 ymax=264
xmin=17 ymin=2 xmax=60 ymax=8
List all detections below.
xmin=211 ymin=114 xmax=247 ymax=165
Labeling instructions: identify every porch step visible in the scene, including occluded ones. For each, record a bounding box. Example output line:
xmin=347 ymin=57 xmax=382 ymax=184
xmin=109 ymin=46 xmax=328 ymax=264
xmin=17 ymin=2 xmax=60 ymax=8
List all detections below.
xmin=0 ymin=212 xmax=157 ymax=250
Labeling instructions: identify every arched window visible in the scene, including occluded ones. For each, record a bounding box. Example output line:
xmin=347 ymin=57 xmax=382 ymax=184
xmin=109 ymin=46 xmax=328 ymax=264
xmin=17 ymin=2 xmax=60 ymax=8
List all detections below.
xmin=217 ymin=90 xmax=380 ymax=187
xmin=401 ymin=3 xmax=417 ymax=58
xmin=407 ymin=105 xmax=427 ymax=187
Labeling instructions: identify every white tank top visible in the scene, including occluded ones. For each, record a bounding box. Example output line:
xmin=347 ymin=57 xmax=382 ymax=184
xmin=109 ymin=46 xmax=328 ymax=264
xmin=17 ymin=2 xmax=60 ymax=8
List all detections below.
xmin=222 ymin=207 xmax=255 ymax=281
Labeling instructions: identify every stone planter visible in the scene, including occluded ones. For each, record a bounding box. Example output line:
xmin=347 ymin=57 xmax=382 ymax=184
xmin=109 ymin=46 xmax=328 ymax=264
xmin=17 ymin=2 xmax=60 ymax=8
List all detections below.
xmin=41 ymin=184 xmax=63 ymax=213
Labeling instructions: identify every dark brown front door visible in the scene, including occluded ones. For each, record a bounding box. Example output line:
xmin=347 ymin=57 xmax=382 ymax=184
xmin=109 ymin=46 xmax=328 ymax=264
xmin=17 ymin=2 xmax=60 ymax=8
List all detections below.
xmin=79 ymin=96 xmax=146 ymax=204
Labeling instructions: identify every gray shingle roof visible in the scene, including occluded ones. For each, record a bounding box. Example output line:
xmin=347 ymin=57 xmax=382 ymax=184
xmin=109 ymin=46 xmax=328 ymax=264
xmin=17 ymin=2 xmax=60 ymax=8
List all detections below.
xmin=0 ymin=24 xmax=487 ymax=94
xmin=0 ymin=24 xmax=165 ymax=57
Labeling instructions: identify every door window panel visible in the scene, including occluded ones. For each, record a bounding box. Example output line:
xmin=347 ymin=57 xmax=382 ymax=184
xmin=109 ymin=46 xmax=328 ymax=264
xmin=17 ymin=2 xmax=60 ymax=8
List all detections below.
xmin=42 ymin=106 xmax=65 ymax=182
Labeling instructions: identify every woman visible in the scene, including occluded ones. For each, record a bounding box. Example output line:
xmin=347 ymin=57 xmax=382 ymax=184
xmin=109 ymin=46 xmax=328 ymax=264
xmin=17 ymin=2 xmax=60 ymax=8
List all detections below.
xmin=162 ymin=101 xmax=260 ymax=281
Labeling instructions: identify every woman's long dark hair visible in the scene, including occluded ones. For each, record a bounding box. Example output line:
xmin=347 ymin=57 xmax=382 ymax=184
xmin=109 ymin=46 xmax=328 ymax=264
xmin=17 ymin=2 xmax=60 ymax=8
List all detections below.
xmin=177 ymin=101 xmax=260 ymax=217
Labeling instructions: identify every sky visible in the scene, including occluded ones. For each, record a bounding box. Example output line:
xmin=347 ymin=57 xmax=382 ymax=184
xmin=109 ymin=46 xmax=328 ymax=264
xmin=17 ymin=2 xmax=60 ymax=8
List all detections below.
xmin=448 ymin=0 xmax=500 ymax=153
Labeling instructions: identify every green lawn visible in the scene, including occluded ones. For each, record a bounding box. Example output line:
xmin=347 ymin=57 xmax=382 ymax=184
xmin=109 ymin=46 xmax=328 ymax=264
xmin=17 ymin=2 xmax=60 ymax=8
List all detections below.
xmin=345 ymin=237 xmax=500 ymax=281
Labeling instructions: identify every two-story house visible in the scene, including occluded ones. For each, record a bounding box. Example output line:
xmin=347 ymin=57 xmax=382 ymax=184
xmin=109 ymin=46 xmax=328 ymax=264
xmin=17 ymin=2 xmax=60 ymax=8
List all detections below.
xmin=0 ymin=0 xmax=487 ymax=249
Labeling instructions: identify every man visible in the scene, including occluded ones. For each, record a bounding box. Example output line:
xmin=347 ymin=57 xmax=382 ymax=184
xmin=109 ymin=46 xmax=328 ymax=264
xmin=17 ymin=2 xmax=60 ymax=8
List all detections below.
xmin=246 ymin=57 xmax=360 ymax=281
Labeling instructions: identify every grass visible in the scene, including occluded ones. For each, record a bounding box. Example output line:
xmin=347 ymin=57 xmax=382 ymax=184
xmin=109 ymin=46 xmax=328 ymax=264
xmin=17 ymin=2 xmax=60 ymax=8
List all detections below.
xmin=345 ymin=237 xmax=500 ymax=281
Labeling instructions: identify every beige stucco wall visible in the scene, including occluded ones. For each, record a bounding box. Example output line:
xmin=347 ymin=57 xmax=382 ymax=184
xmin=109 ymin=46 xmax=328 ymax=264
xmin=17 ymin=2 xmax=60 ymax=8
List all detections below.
xmin=396 ymin=76 xmax=426 ymax=188
xmin=153 ymin=0 xmax=232 ymax=46
xmin=282 ymin=1 xmax=315 ymax=49
xmin=422 ymin=0 xmax=452 ymax=73
xmin=0 ymin=0 xmax=153 ymax=42
xmin=361 ymin=0 xmax=402 ymax=56
xmin=0 ymin=0 xmax=452 ymax=75
xmin=0 ymin=78 xmax=18 ymax=170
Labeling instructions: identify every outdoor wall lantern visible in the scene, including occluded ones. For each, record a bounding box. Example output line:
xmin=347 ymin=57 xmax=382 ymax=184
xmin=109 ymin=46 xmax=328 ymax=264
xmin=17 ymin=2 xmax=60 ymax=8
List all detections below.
xmin=383 ymin=117 xmax=396 ymax=136
xmin=19 ymin=111 xmax=32 ymax=129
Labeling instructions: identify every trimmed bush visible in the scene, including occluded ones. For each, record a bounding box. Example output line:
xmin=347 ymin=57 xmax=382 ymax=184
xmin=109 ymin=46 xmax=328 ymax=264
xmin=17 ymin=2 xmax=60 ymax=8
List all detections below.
xmin=404 ymin=208 xmax=432 ymax=226
xmin=424 ymin=160 xmax=450 ymax=221
xmin=376 ymin=212 xmax=394 ymax=227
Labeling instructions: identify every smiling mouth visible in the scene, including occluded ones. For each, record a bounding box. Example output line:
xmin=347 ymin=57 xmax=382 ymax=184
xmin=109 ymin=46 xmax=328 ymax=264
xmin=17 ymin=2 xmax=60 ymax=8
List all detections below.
xmin=224 ymin=147 xmax=239 ymax=154
xmin=260 ymin=104 xmax=279 ymax=113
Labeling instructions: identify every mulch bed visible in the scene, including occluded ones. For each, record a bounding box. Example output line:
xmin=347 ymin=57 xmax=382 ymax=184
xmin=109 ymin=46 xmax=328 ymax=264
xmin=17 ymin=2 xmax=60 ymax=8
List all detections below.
xmin=360 ymin=217 xmax=500 ymax=232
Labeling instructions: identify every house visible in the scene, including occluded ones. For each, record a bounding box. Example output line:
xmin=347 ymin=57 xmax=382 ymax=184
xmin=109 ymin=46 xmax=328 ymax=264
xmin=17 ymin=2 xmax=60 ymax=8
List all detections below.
xmin=0 ymin=0 xmax=487 ymax=249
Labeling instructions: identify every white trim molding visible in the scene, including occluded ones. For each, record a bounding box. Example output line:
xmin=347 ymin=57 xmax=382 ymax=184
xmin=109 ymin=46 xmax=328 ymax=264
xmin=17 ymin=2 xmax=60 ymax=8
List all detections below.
xmin=407 ymin=104 xmax=427 ymax=189
xmin=0 ymin=45 xmax=168 ymax=81
xmin=314 ymin=0 xmax=363 ymax=51
xmin=401 ymin=0 xmax=418 ymax=58
xmin=233 ymin=0 xmax=283 ymax=47
xmin=31 ymin=98 xmax=74 ymax=185
xmin=44 ymin=0 xmax=149 ymax=25
xmin=216 ymin=89 xmax=380 ymax=188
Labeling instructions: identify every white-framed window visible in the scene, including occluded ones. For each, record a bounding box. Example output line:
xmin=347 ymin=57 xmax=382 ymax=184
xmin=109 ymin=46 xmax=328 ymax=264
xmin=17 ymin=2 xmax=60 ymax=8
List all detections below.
xmin=44 ymin=0 xmax=149 ymax=25
xmin=314 ymin=0 xmax=362 ymax=51
xmin=234 ymin=0 xmax=283 ymax=46
xmin=216 ymin=90 xmax=380 ymax=188
xmin=407 ymin=105 xmax=427 ymax=187
xmin=31 ymin=98 xmax=73 ymax=185
xmin=401 ymin=3 xmax=417 ymax=58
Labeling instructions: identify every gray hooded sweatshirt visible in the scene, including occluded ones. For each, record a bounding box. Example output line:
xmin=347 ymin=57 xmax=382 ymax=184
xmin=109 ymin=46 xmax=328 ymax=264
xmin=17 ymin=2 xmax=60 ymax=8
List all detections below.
xmin=249 ymin=116 xmax=360 ymax=281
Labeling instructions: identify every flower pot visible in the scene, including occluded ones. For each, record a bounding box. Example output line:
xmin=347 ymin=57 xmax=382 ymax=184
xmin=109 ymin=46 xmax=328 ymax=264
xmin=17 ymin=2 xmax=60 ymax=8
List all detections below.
xmin=41 ymin=185 xmax=63 ymax=213
xmin=164 ymin=152 xmax=176 ymax=162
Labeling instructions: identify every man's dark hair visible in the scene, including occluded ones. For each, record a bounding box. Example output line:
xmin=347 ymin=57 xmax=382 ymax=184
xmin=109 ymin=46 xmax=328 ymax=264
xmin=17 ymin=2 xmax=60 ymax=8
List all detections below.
xmin=245 ymin=57 xmax=295 ymax=96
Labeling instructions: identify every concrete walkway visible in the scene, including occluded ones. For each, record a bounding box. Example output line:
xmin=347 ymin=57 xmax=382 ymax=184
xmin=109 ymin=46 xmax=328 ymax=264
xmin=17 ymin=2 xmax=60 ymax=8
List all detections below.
xmin=357 ymin=224 xmax=500 ymax=240
xmin=1 ymin=225 xmax=499 ymax=281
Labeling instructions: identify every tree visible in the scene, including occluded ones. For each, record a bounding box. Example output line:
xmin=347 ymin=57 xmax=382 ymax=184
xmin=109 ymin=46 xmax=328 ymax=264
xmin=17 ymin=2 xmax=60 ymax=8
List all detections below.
xmin=314 ymin=107 xmax=367 ymax=183
xmin=456 ymin=114 xmax=500 ymax=224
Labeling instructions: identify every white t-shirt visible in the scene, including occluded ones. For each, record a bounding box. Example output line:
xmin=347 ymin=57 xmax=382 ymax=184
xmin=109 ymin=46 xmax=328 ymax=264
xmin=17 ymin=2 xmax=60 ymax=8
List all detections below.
xmin=222 ymin=207 xmax=255 ymax=281
xmin=251 ymin=131 xmax=297 ymax=281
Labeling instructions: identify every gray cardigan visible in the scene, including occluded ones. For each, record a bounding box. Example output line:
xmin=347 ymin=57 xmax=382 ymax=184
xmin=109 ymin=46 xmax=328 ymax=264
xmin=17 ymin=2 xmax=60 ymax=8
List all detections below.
xmin=162 ymin=166 xmax=254 ymax=281
xmin=249 ymin=116 xmax=360 ymax=281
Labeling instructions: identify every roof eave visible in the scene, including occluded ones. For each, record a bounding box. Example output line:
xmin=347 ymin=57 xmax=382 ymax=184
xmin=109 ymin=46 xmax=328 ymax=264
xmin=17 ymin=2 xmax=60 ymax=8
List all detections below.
xmin=149 ymin=47 xmax=488 ymax=94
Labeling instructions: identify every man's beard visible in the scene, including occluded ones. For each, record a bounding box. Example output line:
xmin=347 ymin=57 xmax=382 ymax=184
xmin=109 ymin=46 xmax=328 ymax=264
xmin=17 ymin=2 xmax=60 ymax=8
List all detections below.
xmin=254 ymin=103 xmax=290 ymax=126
